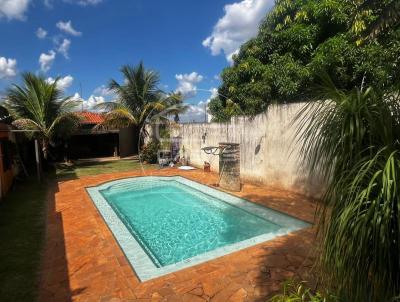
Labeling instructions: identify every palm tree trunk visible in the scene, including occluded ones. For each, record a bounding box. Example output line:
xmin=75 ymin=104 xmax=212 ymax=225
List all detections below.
xmin=42 ymin=139 xmax=49 ymax=160
xmin=133 ymin=124 xmax=142 ymax=154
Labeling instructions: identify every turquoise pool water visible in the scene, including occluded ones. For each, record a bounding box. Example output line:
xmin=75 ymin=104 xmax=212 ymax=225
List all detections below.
xmin=87 ymin=176 xmax=310 ymax=281
xmin=101 ymin=180 xmax=281 ymax=266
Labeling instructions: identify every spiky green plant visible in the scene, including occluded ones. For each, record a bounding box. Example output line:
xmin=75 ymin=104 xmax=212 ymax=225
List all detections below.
xmin=270 ymin=280 xmax=336 ymax=302
xmin=295 ymin=75 xmax=400 ymax=301
xmin=2 ymin=73 xmax=81 ymax=159
xmin=96 ymin=62 xmax=187 ymax=132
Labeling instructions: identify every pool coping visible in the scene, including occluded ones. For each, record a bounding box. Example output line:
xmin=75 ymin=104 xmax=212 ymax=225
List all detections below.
xmin=86 ymin=176 xmax=311 ymax=282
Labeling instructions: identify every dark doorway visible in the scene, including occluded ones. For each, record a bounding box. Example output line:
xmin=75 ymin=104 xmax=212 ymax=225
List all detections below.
xmin=68 ymin=133 xmax=119 ymax=159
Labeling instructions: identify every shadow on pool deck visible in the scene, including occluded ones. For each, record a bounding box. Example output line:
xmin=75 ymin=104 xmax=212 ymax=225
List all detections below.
xmin=39 ymin=182 xmax=89 ymax=301
xmin=38 ymin=168 xmax=318 ymax=302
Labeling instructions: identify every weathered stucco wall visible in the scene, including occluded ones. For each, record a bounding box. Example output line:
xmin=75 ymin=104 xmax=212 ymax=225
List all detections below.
xmin=150 ymin=103 xmax=323 ymax=197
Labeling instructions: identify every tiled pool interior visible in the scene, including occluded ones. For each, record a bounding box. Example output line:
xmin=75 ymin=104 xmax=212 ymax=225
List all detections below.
xmin=86 ymin=176 xmax=310 ymax=281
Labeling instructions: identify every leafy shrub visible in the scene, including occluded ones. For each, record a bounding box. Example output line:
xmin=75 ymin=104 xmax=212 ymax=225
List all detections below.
xmin=140 ymin=141 xmax=160 ymax=164
xmin=270 ymin=280 xmax=336 ymax=302
xmin=295 ymin=77 xmax=400 ymax=301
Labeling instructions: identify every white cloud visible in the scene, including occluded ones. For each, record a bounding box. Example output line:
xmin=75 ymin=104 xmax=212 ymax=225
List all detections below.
xmin=46 ymin=75 xmax=74 ymax=90
xmin=57 ymin=38 xmax=71 ymax=58
xmin=44 ymin=0 xmax=103 ymax=8
xmin=56 ymin=20 xmax=82 ymax=36
xmin=63 ymin=0 xmax=103 ymax=6
xmin=0 ymin=56 xmax=17 ymax=79
xmin=179 ymin=101 xmax=209 ymax=123
xmin=86 ymin=95 xmax=105 ymax=109
xmin=36 ymin=27 xmax=47 ymax=39
xmin=0 ymin=0 xmax=30 ymax=20
xmin=72 ymin=93 xmax=106 ymax=110
xmin=77 ymin=0 xmax=102 ymax=5
xmin=175 ymin=72 xmax=203 ymax=99
xmin=209 ymin=87 xmax=218 ymax=99
xmin=39 ymin=50 xmax=56 ymax=72
xmin=93 ymin=85 xmax=114 ymax=97
xmin=179 ymin=88 xmax=217 ymax=123
xmin=203 ymin=0 xmax=274 ymax=63
xmin=0 ymin=57 xmax=17 ymax=79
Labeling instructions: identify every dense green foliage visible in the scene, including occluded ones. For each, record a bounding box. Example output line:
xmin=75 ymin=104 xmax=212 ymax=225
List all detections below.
xmin=210 ymin=0 xmax=400 ymax=121
xmin=353 ymin=0 xmax=400 ymax=39
xmin=270 ymin=280 xmax=336 ymax=302
xmin=140 ymin=141 xmax=160 ymax=164
xmin=2 ymin=73 xmax=81 ymax=158
xmin=295 ymin=76 xmax=400 ymax=301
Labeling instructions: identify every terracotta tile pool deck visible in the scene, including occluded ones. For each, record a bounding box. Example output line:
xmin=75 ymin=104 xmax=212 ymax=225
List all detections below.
xmin=38 ymin=168 xmax=317 ymax=302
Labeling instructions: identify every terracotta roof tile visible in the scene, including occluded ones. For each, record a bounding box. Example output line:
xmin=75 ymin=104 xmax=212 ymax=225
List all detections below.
xmin=77 ymin=111 xmax=104 ymax=125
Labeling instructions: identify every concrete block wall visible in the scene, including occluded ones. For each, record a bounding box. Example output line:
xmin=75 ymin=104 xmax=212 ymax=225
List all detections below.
xmin=149 ymin=103 xmax=323 ymax=197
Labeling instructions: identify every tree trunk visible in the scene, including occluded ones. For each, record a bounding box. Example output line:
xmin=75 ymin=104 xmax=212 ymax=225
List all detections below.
xmin=42 ymin=139 xmax=49 ymax=160
xmin=135 ymin=123 xmax=147 ymax=152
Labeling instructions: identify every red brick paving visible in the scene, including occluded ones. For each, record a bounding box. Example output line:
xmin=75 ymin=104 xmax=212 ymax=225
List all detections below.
xmin=38 ymin=168 xmax=317 ymax=302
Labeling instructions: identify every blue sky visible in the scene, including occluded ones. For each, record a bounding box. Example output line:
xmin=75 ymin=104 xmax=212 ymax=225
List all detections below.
xmin=0 ymin=0 xmax=273 ymax=121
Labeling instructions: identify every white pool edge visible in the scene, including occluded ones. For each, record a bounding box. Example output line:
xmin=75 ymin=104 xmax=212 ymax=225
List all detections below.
xmin=86 ymin=176 xmax=311 ymax=281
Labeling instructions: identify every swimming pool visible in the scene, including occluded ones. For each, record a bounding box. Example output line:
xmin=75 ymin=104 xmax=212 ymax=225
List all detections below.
xmin=86 ymin=176 xmax=310 ymax=281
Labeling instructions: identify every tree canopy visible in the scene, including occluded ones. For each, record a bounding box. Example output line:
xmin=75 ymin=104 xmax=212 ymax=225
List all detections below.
xmin=209 ymin=0 xmax=400 ymax=121
xmin=96 ymin=62 xmax=187 ymax=150
xmin=97 ymin=62 xmax=187 ymax=130
xmin=2 ymin=73 xmax=81 ymax=159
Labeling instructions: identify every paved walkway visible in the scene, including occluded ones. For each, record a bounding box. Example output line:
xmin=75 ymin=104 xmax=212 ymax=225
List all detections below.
xmin=38 ymin=168 xmax=317 ymax=302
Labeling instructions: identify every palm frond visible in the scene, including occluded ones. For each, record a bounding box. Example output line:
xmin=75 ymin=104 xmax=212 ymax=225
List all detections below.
xmin=103 ymin=62 xmax=186 ymax=127
xmin=12 ymin=118 xmax=41 ymax=131
xmin=294 ymin=75 xmax=400 ymax=301
xmin=93 ymin=101 xmax=125 ymax=112
xmin=3 ymin=72 xmax=79 ymax=158
xmin=11 ymin=118 xmax=42 ymax=139
xmin=321 ymin=149 xmax=400 ymax=301
xmin=95 ymin=108 xmax=137 ymax=130
xmin=48 ymin=112 xmax=82 ymax=138
xmin=59 ymin=98 xmax=81 ymax=113
xmin=149 ymin=103 xmax=189 ymax=124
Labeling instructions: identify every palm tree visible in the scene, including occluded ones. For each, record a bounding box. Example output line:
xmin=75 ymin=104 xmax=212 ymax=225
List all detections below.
xmin=295 ymin=75 xmax=400 ymax=301
xmin=2 ymin=72 xmax=81 ymax=159
xmin=96 ymin=62 xmax=187 ymax=147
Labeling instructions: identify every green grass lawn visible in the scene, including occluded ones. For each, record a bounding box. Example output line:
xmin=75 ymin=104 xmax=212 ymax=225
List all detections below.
xmin=0 ymin=159 xmax=156 ymax=302
xmin=56 ymin=159 xmax=158 ymax=180
xmin=0 ymin=178 xmax=47 ymax=302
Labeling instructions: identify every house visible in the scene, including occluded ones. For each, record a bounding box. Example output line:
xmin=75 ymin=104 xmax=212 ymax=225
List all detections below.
xmin=68 ymin=111 xmax=136 ymax=159
xmin=0 ymin=123 xmax=15 ymax=199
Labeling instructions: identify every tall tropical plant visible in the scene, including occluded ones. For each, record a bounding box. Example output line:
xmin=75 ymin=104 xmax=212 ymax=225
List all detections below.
xmin=2 ymin=72 xmax=81 ymax=159
xmin=96 ymin=62 xmax=187 ymax=143
xmin=295 ymin=75 xmax=400 ymax=301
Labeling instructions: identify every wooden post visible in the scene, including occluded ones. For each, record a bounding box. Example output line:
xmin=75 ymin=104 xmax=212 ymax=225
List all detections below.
xmin=35 ymin=139 xmax=42 ymax=183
